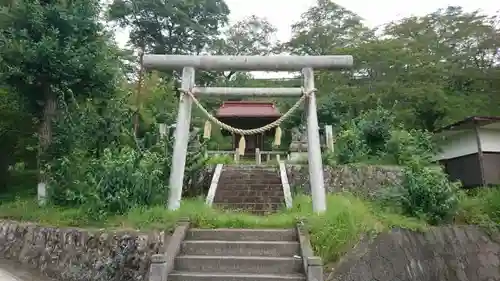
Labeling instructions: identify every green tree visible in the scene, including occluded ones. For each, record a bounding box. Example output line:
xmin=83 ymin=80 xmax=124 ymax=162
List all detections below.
xmin=283 ymin=3 xmax=500 ymax=132
xmin=384 ymin=6 xmax=500 ymax=124
xmin=212 ymin=15 xmax=278 ymax=57
xmin=108 ymin=0 xmax=232 ymax=131
xmin=197 ymin=15 xmax=280 ymax=122
xmin=284 ymin=0 xmax=373 ymax=55
xmin=108 ymin=0 xmax=230 ymax=54
xmin=0 ymin=0 xmax=121 ymax=193
xmin=283 ymin=0 xmax=372 ymax=130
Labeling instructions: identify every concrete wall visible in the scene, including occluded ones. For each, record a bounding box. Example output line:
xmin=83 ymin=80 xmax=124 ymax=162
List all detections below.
xmin=0 ymin=220 xmax=167 ymax=281
xmin=329 ymin=226 xmax=500 ymax=281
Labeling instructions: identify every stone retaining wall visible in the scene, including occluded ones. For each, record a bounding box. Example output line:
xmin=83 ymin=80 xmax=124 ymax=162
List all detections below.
xmin=202 ymin=164 xmax=403 ymax=198
xmin=0 ymin=220 xmax=167 ymax=281
xmin=286 ymin=164 xmax=402 ymax=198
xmin=329 ymin=226 xmax=500 ymax=281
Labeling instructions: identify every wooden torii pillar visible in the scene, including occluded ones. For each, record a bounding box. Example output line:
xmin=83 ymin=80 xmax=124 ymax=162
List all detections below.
xmin=143 ymin=55 xmax=354 ymax=213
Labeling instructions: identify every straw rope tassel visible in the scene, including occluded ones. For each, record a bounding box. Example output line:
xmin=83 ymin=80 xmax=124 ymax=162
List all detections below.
xmin=274 ymin=126 xmax=282 ymax=147
xmin=238 ymin=135 xmax=246 ymax=156
xmin=203 ymin=120 xmax=212 ymax=139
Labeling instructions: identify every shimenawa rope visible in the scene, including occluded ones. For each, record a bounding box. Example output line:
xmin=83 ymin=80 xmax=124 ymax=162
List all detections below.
xmin=180 ymin=87 xmax=316 ymax=155
xmin=180 ymin=87 xmax=316 ymax=135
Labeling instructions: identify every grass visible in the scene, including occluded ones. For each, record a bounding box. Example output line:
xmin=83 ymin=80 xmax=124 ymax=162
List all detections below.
xmin=455 ymin=187 xmax=500 ymax=230
xmin=2 ymin=186 xmax=500 ymax=264
xmin=0 ymin=193 xmax=426 ymax=264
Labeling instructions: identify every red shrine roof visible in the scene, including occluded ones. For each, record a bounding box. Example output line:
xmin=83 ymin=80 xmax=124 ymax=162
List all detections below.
xmin=216 ymin=101 xmax=281 ymax=118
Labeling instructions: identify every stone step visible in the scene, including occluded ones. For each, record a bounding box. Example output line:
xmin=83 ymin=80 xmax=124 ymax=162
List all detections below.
xmin=220 ymin=173 xmax=280 ymax=177
xmin=181 ymin=240 xmax=301 ymax=257
xmin=214 ymin=190 xmax=284 ymax=196
xmin=213 ymin=196 xmax=284 ymax=203
xmin=214 ymin=203 xmax=284 ymax=214
xmin=222 ymin=165 xmax=278 ymax=170
xmin=175 ymin=255 xmax=303 ymax=274
xmin=220 ymin=171 xmax=280 ymax=176
xmin=216 ymin=183 xmax=283 ymax=189
xmin=218 ymin=179 xmax=283 ymax=185
xmin=215 ymin=185 xmax=283 ymax=189
xmin=186 ymin=228 xmax=298 ymax=242
xmin=221 ymin=172 xmax=279 ymax=178
xmin=168 ymin=271 xmax=306 ymax=281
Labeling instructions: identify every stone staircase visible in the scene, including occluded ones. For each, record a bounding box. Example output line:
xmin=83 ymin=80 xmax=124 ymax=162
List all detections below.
xmin=213 ymin=165 xmax=285 ymax=214
xmin=168 ymin=228 xmax=305 ymax=281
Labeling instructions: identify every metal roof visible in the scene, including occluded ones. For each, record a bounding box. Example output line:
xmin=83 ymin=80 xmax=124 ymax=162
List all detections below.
xmin=215 ymin=101 xmax=281 ymax=118
xmin=434 ymin=116 xmax=500 ymax=133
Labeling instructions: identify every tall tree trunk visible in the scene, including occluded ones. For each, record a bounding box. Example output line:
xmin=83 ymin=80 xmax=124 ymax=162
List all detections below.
xmin=37 ymin=89 xmax=56 ymax=205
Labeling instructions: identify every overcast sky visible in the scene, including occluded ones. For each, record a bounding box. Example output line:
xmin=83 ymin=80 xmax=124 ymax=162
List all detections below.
xmin=114 ymin=0 xmax=500 ymax=78
xmin=224 ymin=0 xmax=499 ymax=41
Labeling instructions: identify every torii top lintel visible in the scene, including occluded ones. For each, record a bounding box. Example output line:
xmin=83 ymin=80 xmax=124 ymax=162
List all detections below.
xmin=143 ymin=54 xmax=354 ymax=71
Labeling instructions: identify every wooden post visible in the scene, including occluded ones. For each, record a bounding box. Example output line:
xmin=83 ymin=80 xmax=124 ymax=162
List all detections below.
xmin=255 ymin=148 xmax=261 ymax=165
xmin=37 ymin=183 xmax=46 ymax=206
xmin=325 ymin=125 xmax=334 ymax=153
xmin=303 ymin=67 xmax=326 ymax=213
xmin=234 ymin=148 xmax=240 ymax=163
xmin=159 ymin=123 xmax=169 ymax=158
xmin=266 ymin=154 xmax=271 ymax=162
xmin=167 ymin=67 xmax=194 ymax=210
xmin=159 ymin=123 xmax=167 ymax=139
xmin=473 ymin=120 xmax=486 ymax=186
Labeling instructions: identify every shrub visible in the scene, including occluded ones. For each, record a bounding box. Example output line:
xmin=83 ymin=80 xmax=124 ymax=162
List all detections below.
xmin=380 ymin=161 xmax=461 ymax=225
xmin=334 ymin=126 xmax=369 ymax=164
xmin=354 ymin=106 xmax=395 ymax=154
xmin=85 ymin=147 xmax=166 ymax=218
xmin=206 ymin=155 xmax=234 ymax=165
xmin=457 ymin=187 xmax=500 ymax=228
xmin=332 ymin=106 xmax=439 ymax=166
xmin=49 ymin=146 xmax=167 ymax=219
xmin=333 ymin=106 xmax=395 ymax=164
xmin=386 ymin=128 xmax=436 ymax=165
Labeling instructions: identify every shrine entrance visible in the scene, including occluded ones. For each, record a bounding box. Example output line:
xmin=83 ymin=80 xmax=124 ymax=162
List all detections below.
xmin=142 ymin=54 xmax=353 ymax=213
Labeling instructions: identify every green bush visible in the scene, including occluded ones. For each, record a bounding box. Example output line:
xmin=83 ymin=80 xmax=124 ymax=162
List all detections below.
xmin=354 ymin=106 xmax=395 ymax=154
xmin=334 ymin=126 xmax=369 ymax=164
xmin=332 ymin=106 xmax=437 ymax=166
xmin=333 ymin=106 xmax=395 ymax=164
xmin=380 ymin=161 xmax=461 ymax=224
xmin=49 ymin=146 xmax=166 ymax=219
xmin=457 ymin=187 xmax=500 ymax=228
xmin=85 ymin=147 xmax=166 ymax=218
xmin=386 ymin=128 xmax=436 ymax=165
xmin=206 ymin=155 xmax=234 ymax=165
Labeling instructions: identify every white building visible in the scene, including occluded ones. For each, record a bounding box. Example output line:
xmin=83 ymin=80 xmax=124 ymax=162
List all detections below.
xmin=434 ymin=116 xmax=500 ymax=187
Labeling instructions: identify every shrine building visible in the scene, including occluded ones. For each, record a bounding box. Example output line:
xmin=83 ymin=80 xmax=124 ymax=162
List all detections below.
xmin=215 ymin=101 xmax=281 ymax=156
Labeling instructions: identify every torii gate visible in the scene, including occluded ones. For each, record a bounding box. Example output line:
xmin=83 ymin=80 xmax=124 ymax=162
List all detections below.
xmin=143 ymin=54 xmax=353 ymax=213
